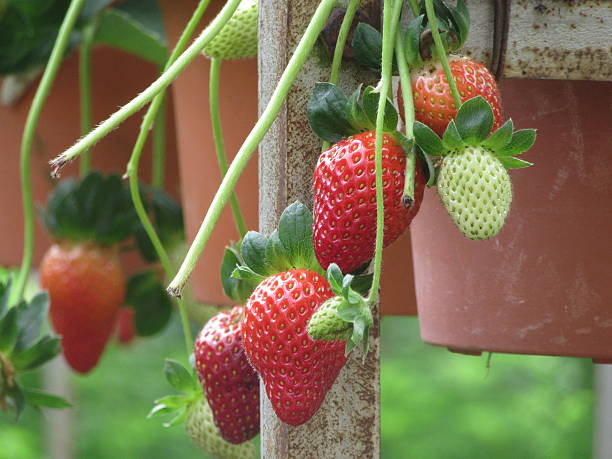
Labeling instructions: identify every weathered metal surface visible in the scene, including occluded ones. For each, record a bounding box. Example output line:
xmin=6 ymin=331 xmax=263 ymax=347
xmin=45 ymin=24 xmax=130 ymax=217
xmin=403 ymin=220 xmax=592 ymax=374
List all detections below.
xmin=259 ymin=0 xmax=381 ymax=457
xmin=595 ymin=365 xmax=612 ymax=459
xmin=463 ymin=0 xmax=612 ymax=81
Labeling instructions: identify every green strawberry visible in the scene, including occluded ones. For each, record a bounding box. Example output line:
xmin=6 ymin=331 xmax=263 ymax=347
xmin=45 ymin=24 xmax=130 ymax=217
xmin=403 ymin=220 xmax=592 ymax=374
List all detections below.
xmin=185 ymin=397 xmax=257 ymax=459
xmin=202 ymin=0 xmax=258 ymax=60
xmin=413 ymin=96 xmax=536 ymax=240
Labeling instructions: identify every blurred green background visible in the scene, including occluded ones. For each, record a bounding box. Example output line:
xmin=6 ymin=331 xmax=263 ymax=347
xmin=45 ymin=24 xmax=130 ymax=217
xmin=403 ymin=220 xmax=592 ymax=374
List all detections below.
xmin=0 ymin=315 xmax=593 ymax=459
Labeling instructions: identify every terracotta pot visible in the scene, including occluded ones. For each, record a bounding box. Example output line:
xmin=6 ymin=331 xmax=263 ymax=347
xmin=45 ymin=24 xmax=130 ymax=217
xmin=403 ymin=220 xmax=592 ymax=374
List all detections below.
xmin=0 ymin=47 xmax=181 ymax=272
xmin=411 ymin=79 xmax=612 ymax=363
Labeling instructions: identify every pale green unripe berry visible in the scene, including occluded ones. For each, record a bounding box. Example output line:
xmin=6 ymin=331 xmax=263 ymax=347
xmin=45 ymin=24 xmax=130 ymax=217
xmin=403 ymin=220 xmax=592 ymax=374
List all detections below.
xmin=308 ymin=297 xmax=352 ymax=341
xmin=203 ymin=0 xmax=258 ymax=60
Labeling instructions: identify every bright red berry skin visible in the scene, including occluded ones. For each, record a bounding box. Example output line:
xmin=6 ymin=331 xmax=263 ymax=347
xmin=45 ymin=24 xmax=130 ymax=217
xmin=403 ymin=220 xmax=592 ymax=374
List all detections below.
xmin=400 ymin=56 xmax=503 ymax=137
xmin=116 ymin=307 xmax=136 ymax=345
xmin=40 ymin=242 xmax=124 ymax=374
xmin=242 ymin=270 xmax=347 ymax=426
xmin=313 ymin=132 xmax=425 ymax=273
xmin=194 ymin=306 xmax=259 ymax=444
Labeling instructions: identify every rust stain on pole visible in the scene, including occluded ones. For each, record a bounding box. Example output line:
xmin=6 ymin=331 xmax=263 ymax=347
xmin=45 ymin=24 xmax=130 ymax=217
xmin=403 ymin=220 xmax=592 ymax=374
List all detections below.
xmin=258 ymin=0 xmax=381 ymax=457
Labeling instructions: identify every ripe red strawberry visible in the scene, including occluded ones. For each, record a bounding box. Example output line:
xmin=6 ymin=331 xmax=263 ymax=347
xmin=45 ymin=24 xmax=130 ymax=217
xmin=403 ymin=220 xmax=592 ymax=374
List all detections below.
xmin=116 ymin=307 xmax=136 ymax=345
xmin=242 ymin=269 xmax=347 ymax=426
xmin=194 ymin=306 xmax=259 ymax=444
xmin=399 ymin=56 xmax=502 ymax=137
xmin=40 ymin=242 xmax=125 ymax=373
xmin=313 ymin=131 xmax=425 ymax=273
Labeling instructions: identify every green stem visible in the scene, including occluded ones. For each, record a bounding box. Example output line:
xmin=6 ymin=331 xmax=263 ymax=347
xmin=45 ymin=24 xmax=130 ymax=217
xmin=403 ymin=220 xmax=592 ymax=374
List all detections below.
xmin=125 ymin=0 xmax=218 ymax=357
xmin=167 ymin=0 xmax=338 ymax=297
xmin=209 ymin=58 xmax=247 ymax=237
xmin=395 ymin=17 xmax=417 ymax=204
xmin=407 ymin=0 xmax=419 ymax=16
xmin=51 ymin=0 xmax=241 ymax=173
xmin=79 ymin=16 xmax=98 ymax=176
xmin=10 ymin=0 xmax=85 ymax=306
xmin=320 ymin=0 xmax=360 ymax=152
xmin=424 ymin=0 xmax=461 ymax=108
xmin=367 ymin=0 xmax=399 ymax=306
xmin=152 ymin=95 xmax=167 ymax=189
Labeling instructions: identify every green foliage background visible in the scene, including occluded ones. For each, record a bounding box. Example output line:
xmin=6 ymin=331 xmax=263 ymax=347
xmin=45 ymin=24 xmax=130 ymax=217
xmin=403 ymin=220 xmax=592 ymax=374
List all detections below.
xmin=0 ymin=316 xmax=593 ymax=458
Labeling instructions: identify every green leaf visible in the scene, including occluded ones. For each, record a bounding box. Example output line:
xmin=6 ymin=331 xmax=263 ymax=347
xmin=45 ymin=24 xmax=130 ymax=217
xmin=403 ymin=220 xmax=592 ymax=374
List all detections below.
xmin=414 ymin=146 xmax=438 ymax=187
xmin=483 ymin=119 xmax=514 ymax=151
xmin=23 ymin=389 xmax=71 ymax=409
xmin=351 ymin=273 xmax=373 ymax=296
xmin=497 ymin=129 xmax=537 ymax=156
xmin=241 ymin=231 xmax=269 ymax=275
xmin=126 ymin=271 xmax=172 ymax=337
xmin=307 ymin=82 xmax=355 ymax=143
xmin=362 ymin=86 xmax=398 ymax=132
xmin=15 ymin=293 xmax=49 ymax=352
xmin=94 ymin=1 xmax=167 ymax=66
xmin=232 ymin=266 xmax=266 ymax=286
xmin=498 ymin=156 xmax=533 ymax=169
xmin=391 ymin=131 xmax=414 ymax=156
xmin=11 ymin=336 xmax=61 ymax=371
xmin=455 ymin=96 xmax=494 ymax=145
xmin=404 ymin=15 xmax=424 ymax=67
xmin=0 ymin=279 xmax=10 ymax=316
xmin=413 ymin=122 xmax=445 ymax=156
xmin=445 ymin=0 xmax=470 ymax=50
xmin=351 ymin=22 xmax=382 ymax=72
xmin=0 ymin=306 xmax=18 ymax=354
xmin=265 ymin=231 xmax=291 ymax=274
xmin=164 ymin=359 xmax=195 ymax=393
xmin=442 ymin=120 xmax=463 ymax=150
xmin=7 ymin=383 xmax=25 ymax=421
xmin=148 ymin=403 xmax=177 ymax=418
xmin=152 ymin=394 xmax=187 ymax=410
xmin=326 ymin=264 xmax=344 ymax=296
xmin=221 ymin=242 xmax=255 ymax=303
xmin=346 ymin=85 xmax=372 ymax=132
xmin=277 ymin=202 xmax=319 ymax=271
xmin=163 ymin=406 xmax=187 ymax=428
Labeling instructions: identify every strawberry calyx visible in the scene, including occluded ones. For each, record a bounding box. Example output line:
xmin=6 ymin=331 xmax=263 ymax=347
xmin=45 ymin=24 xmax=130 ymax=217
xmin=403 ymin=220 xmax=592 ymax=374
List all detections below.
xmin=414 ymin=96 xmax=536 ymax=181
xmin=307 ymin=263 xmax=373 ymax=356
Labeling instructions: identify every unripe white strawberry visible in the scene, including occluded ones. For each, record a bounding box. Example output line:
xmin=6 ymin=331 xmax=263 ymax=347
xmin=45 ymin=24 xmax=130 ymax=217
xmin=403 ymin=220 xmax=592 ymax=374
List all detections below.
xmin=203 ymin=0 xmax=258 ymax=60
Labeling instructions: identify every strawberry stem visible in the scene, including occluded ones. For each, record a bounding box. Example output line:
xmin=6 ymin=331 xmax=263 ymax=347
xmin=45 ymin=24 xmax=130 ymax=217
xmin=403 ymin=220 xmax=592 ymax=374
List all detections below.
xmin=368 ymin=0 xmax=400 ymax=306
xmin=10 ymin=0 xmax=85 ymax=306
xmin=167 ymin=0 xmax=339 ymax=298
xmin=152 ymin=97 xmax=167 ymax=189
xmin=321 ymin=0 xmax=361 ymax=151
xmin=51 ymin=0 xmax=242 ymax=174
xmin=209 ymin=57 xmax=247 ymax=237
xmin=424 ymin=0 xmax=462 ymax=108
xmin=79 ymin=15 xmax=99 ymax=177
xmin=125 ymin=0 xmax=219 ymax=357
xmin=407 ymin=0 xmax=419 ymax=16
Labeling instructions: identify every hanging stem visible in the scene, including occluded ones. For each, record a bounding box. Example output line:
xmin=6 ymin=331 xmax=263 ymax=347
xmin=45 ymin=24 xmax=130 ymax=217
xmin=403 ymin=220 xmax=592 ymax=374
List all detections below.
xmin=51 ymin=0 xmax=241 ymax=174
xmin=407 ymin=0 xmax=419 ymax=16
xmin=125 ymin=0 xmax=216 ymax=357
xmin=366 ymin=0 xmax=400 ymax=306
xmin=10 ymin=0 xmax=85 ymax=306
xmin=167 ymin=0 xmax=339 ymax=297
xmin=321 ymin=0 xmax=361 ymax=151
xmin=424 ymin=0 xmax=461 ymax=108
xmin=79 ymin=16 xmax=98 ymax=176
xmin=151 ymin=96 xmax=167 ymax=189
xmin=209 ymin=58 xmax=247 ymax=237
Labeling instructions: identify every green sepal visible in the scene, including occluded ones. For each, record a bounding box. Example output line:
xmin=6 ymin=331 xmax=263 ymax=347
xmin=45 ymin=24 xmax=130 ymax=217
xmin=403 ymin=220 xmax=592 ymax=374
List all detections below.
xmin=413 ymin=121 xmax=445 ymax=156
xmin=346 ymin=85 xmax=372 ymax=132
xmin=498 ymin=157 xmax=533 ymax=169
xmin=454 ymin=96 xmax=494 ymax=146
xmin=483 ymin=119 xmax=514 ymax=151
xmin=162 ymin=406 xmax=188 ymax=428
xmin=404 ymin=15 xmax=425 ymax=68
xmin=497 ymin=129 xmax=537 ymax=156
xmin=351 ymin=22 xmax=382 ymax=73
xmin=307 ymin=82 xmax=357 ymax=143
xmin=265 ymin=231 xmax=292 ymax=274
xmin=14 ymin=293 xmax=49 ymax=352
xmin=232 ymin=266 xmax=267 ymax=285
xmin=0 ymin=279 xmax=10 ymax=317
xmin=221 ymin=241 xmax=259 ymax=303
xmin=362 ymin=86 xmax=398 ymax=132
xmin=326 ymin=264 xmax=344 ymax=296
xmin=126 ymin=271 xmax=172 ymax=337
xmin=11 ymin=336 xmax=61 ymax=371
xmin=6 ymin=383 xmax=25 ymax=421
xmin=0 ymin=306 xmax=18 ymax=354
xmin=164 ymin=359 xmax=198 ymax=393
xmin=442 ymin=120 xmax=463 ymax=150
xmin=277 ymin=201 xmax=320 ymax=273
xmin=22 ymin=388 xmax=71 ymax=409
xmin=241 ymin=231 xmax=270 ymax=275
xmin=391 ymin=131 xmax=415 ymax=157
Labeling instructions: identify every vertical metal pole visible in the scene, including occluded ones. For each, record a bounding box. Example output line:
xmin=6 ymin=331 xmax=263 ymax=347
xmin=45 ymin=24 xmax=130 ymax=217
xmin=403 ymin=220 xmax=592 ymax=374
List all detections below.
xmin=258 ymin=1 xmax=381 ymax=457
xmin=44 ymin=358 xmax=75 ymax=459
xmin=595 ymin=365 xmax=612 ymax=459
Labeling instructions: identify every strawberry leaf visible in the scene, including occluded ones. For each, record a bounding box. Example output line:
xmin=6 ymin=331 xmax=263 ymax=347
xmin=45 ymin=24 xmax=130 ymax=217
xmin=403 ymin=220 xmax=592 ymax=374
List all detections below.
xmin=483 ymin=119 xmax=513 ymax=151
xmin=326 ymin=264 xmax=344 ymax=296
xmin=0 ymin=307 xmax=18 ymax=354
xmin=126 ymin=271 xmax=172 ymax=337
xmin=0 ymin=279 xmax=11 ymax=317
xmin=455 ymin=96 xmax=494 ymax=145
xmin=362 ymin=86 xmax=398 ymax=132
xmin=346 ymin=85 xmax=372 ymax=132
xmin=307 ymin=83 xmax=356 ymax=143
xmin=6 ymin=384 xmax=25 ymax=421
xmin=11 ymin=335 xmax=60 ymax=371
xmin=14 ymin=293 xmax=49 ymax=352
xmin=221 ymin=242 xmax=257 ymax=303
xmin=498 ymin=157 xmax=533 ymax=169
xmin=164 ymin=359 xmax=195 ymax=393
xmin=22 ymin=389 xmax=71 ymax=409
xmin=497 ymin=129 xmax=537 ymax=156
xmin=404 ymin=15 xmax=425 ymax=67
xmin=413 ymin=121 xmax=445 ymax=156
xmin=277 ymin=202 xmax=320 ymax=273
xmin=442 ymin=120 xmax=463 ymax=150
xmin=351 ymin=22 xmax=382 ymax=72
xmin=163 ymin=406 xmax=187 ymax=428
xmin=241 ymin=231 xmax=269 ymax=275
xmin=265 ymin=231 xmax=291 ymax=274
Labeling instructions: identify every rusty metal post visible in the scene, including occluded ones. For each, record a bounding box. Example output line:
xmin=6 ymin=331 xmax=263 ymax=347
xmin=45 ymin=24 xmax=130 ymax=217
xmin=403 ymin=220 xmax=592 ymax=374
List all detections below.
xmin=258 ymin=1 xmax=381 ymax=457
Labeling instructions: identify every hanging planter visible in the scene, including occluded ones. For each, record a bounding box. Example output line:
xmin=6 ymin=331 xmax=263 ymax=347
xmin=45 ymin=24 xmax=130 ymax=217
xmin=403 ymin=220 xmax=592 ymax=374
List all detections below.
xmin=411 ymin=79 xmax=612 ymax=363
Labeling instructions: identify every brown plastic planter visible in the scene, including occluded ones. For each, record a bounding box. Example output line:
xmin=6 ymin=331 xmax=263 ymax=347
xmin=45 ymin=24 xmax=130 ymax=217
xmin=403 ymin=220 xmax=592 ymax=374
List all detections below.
xmin=411 ymin=79 xmax=612 ymax=363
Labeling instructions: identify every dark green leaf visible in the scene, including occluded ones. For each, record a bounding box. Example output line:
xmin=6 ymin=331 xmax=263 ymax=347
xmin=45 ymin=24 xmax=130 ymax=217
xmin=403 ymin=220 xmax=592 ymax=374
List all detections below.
xmin=221 ymin=242 xmax=255 ymax=303
xmin=497 ymin=129 xmax=537 ymax=156
xmin=7 ymin=383 xmax=25 ymax=421
xmin=445 ymin=0 xmax=470 ymax=49
xmin=351 ymin=273 xmax=373 ymax=296
xmin=362 ymin=86 xmax=398 ymax=132
xmin=326 ymin=264 xmax=344 ymax=296
xmin=265 ymin=231 xmax=291 ymax=274
xmin=404 ymin=15 xmax=424 ymax=67
xmin=483 ymin=119 xmax=514 ymax=151
xmin=455 ymin=96 xmax=494 ymax=145
xmin=232 ymin=266 xmax=266 ymax=285
xmin=277 ymin=202 xmax=319 ymax=272
xmin=15 ymin=293 xmax=49 ymax=352
xmin=0 ymin=279 xmax=10 ymax=316
xmin=307 ymin=82 xmax=355 ymax=143
xmin=126 ymin=271 xmax=172 ymax=337
xmin=346 ymin=85 xmax=372 ymax=132
xmin=351 ymin=22 xmax=382 ymax=72
xmin=0 ymin=306 xmax=18 ymax=354
xmin=391 ymin=131 xmax=414 ymax=156
xmin=11 ymin=336 xmax=60 ymax=371
xmin=498 ymin=156 xmax=533 ymax=169
xmin=413 ymin=122 xmax=445 ymax=156
xmin=164 ymin=359 xmax=195 ymax=393
xmin=23 ymin=389 xmax=71 ymax=409
xmin=241 ymin=231 xmax=269 ymax=275
xmin=442 ymin=120 xmax=463 ymax=150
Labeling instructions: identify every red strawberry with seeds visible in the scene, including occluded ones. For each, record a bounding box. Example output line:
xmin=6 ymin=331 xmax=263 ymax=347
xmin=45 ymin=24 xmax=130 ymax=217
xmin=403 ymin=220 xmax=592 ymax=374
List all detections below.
xmin=313 ymin=131 xmax=425 ymax=273
xmin=242 ymin=269 xmax=347 ymax=426
xmin=194 ymin=306 xmax=259 ymax=444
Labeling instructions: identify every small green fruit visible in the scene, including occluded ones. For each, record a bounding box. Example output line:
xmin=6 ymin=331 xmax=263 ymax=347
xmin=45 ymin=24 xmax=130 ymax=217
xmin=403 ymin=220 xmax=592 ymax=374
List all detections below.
xmin=308 ymin=297 xmax=352 ymax=341
xmin=203 ymin=0 xmax=258 ymax=60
